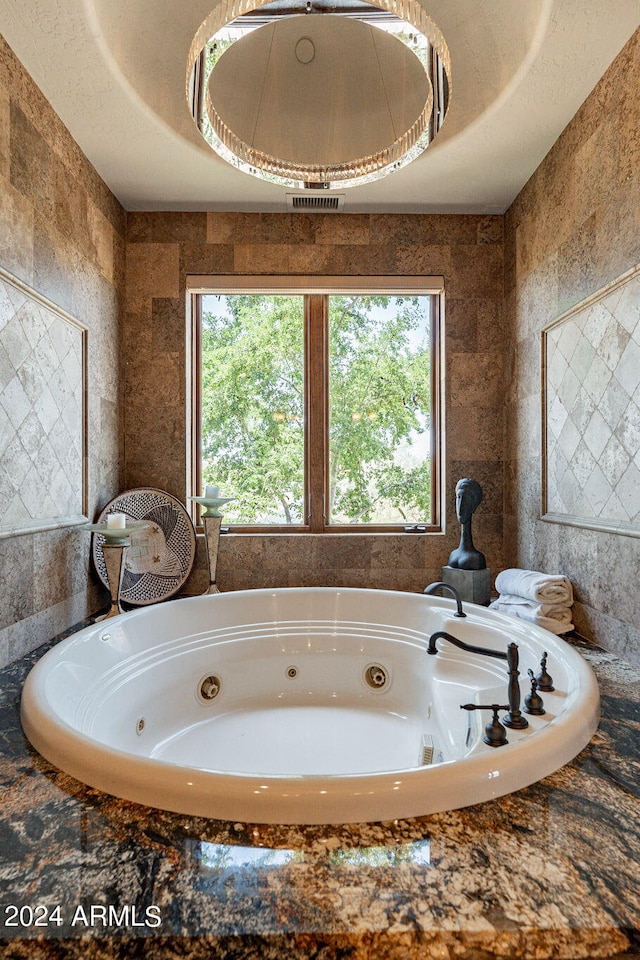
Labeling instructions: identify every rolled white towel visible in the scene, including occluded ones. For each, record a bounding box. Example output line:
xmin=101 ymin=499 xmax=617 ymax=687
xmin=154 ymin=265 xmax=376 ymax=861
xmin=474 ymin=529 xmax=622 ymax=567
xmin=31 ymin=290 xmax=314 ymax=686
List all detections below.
xmin=489 ymin=599 xmax=574 ymax=635
xmin=494 ymin=568 xmax=573 ymax=606
xmin=491 ymin=593 xmax=573 ymax=621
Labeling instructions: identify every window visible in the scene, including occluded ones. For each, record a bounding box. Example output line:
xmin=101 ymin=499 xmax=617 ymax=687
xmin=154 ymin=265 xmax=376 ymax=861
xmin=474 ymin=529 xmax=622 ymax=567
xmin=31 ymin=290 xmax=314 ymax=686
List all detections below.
xmin=188 ymin=277 xmax=443 ymax=532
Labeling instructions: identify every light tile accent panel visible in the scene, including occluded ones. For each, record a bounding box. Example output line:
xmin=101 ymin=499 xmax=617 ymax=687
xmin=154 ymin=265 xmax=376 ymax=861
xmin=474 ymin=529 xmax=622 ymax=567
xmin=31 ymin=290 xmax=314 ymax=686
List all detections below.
xmin=0 ymin=269 xmax=86 ymax=537
xmin=544 ymin=266 xmax=640 ymax=529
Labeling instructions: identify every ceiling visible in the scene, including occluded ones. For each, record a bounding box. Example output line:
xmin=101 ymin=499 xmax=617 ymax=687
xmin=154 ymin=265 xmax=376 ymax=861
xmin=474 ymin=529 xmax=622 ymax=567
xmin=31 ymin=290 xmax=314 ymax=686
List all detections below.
xmin=0 ymin=0 xmax=638 ymax=213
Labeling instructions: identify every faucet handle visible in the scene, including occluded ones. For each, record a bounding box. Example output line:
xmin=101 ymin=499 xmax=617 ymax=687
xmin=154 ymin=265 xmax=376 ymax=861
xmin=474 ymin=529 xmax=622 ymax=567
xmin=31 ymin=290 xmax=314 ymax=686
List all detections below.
xmin=461 ymin=703 xmax=510 ymax=747
xmin=536 ymin=652 xmax=555 ymax=691
xmin=524 ymin=668 xmax=545 ymax=715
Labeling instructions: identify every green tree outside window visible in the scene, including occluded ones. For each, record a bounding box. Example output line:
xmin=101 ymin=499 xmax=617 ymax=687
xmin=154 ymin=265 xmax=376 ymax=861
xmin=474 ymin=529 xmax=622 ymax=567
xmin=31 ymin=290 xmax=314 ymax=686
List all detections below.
xmin=200 ymin=293 xmax=433 ymax=527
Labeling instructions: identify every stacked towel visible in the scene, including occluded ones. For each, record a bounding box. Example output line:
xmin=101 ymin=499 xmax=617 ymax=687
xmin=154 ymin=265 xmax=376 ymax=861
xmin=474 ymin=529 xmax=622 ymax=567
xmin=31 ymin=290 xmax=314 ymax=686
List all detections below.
xmin=489 ymin=568 xmax=574 ymax=635
xmin=495 ymin=569 xmax=573 ymax=605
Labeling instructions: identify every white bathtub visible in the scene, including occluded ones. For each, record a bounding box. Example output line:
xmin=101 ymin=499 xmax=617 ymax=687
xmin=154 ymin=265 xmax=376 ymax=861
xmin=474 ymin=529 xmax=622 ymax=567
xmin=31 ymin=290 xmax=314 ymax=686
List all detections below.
xmin=21 ymin=588 xmax=599 ymax=824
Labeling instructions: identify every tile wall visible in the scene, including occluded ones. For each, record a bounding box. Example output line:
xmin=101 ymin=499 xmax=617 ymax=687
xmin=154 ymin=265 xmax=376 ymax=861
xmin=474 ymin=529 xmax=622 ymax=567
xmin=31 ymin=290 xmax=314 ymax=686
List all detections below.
xmin=504 ymin=28 xmax=640 ymax=664
xmin=0 ymin=37 xmax=125 ymax=667
xmin=124 ymin=212 xmax=506 ymax=595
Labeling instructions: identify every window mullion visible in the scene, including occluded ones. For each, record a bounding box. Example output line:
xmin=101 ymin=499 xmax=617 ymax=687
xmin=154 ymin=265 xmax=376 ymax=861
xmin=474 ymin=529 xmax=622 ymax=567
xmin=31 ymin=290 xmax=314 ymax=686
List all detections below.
xmin=190 ymin=293 xmax=202 ymax=526
xmin=305 ymin=294 xmax=328 ymax=532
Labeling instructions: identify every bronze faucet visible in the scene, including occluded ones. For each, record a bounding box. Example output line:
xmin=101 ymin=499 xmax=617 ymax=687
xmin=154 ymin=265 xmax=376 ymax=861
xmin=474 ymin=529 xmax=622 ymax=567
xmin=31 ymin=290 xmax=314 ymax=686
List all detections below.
xmin=423 ymin=581 xmax=466 ymax=618
xmin=427 ymin=630 xmax=528 ymax=730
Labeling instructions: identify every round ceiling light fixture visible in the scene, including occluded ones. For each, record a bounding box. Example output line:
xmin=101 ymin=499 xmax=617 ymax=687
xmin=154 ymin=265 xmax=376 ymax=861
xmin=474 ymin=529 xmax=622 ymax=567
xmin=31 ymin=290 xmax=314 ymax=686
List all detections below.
xmin=187 ymin=2 xmax=450 ymax=189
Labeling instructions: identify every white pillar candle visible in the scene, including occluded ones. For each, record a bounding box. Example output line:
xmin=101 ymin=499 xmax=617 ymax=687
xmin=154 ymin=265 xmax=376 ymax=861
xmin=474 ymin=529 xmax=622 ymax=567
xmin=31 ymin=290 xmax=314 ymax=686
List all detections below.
xmin=205 ymin=485 xmax=220 ymax=499
xmin=106 ymin=512 xmax=126 ymax=529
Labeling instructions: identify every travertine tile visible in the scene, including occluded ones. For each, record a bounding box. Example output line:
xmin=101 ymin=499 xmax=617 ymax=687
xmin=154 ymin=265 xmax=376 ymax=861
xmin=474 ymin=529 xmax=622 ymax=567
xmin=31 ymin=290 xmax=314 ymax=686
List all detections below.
xmin=445 ymin=299 xmax=478 ymax=352
xmin=447 ymin=244 xmax=503 ymax=300
xmin=131 ymin=352 xmax=185 ymax=414
xmin=234 ymin=243 xmax=291 ymax=274
xmin=593 ymin=530 xmax=640 ymax=625
xmin=476 ymin=299 xmax=504 ymax=343
xmin=151 ymin=298 xmax=185 ymax=353
xmin=515 ymin=255 xmax=559 ymax=340
xmin=287 ymin=243 xmax=344 ymax=274
xmin=180 ymin=241 xmax=234 ymax=277
xmin=128 ymin=211 xmax=207 ymax=244
xmin=87 ymin=199 xmax=115 ymax=284
xmin=446 ymin=405 xmax=504 ymax=461
xmin=72 ymin=251 xmax=119 ymax=334
xmin=0 ymin=83 xmax=9 ymax=181
xmin=0 ymin=534 xmax=34 ymax=630
xmin=0 ymin=172 xmax=34 ymax=282
xmin=362 ymin=567 xmax=435 ymax=592
xmin=123 ymin=454 xmax=186 ymax=502
xmin=477 ymin=216 xmax=503 ymax=244
xmin=9 ymin=102 xmax=55 ymax=220
xmin=32 ymin=211 xmax=78 ymax=313
xmin=368 ymin=214 xmax=432 ymax=245
xmin=449 ymin=353 xmax=503 ymax=409
xmin=126 ymin=242 xmax=179 ymax=304
xmin=314 ymin=535 xmax=372 ymax=570
xmin=207 ymin=211 xmax=246 ymax=244
xmin=620 ymin=621 xmax=640 ymax=667
xmin=594 ymin=177 xmax=640 ymax=292
xmin=426 ymin=214 xmax=479 ymax=245
xmin=556 ymin=214 xmax=598 ymax=314
xmin=572 ymin=601 xmax=631 ymax=664
xmin=208 ymin=212 xmax=315 ymax=245
xmin=11 ymin=54 xmax=124 ymax=233
xmin=509 ymin=336 xmax=538 ymax=403
xmin=33 ymin=529 xmax=88 ymax=610
xmin=370 ymin=535 xmax=427 ymax=570
xmin=570 ymin=119 xmax=618 ymax=228
xmin=314 ymin=214 xmax=370 ymax=245
xmin=54 ymin=160 xmax=89 ymax=254
xmin=330 ymin=243 xmax=399 ymax=274
xmin=2 ymin=585 xmax=103 ymax=667
xmin=395 ymin=244 xmax=450 ymax=275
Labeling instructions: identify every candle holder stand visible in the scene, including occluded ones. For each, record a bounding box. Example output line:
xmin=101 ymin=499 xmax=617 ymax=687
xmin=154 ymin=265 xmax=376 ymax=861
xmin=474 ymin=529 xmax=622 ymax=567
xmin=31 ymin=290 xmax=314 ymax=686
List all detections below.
xmin=96 ymin=539 xmax=130 ymax=620
xmin=202 ymin=515 xmax=223 ymax=594
xmin=81 ymin=521 xmax=149 ymax=620
xmin=188 ymin=493 xmax=234 ymax=596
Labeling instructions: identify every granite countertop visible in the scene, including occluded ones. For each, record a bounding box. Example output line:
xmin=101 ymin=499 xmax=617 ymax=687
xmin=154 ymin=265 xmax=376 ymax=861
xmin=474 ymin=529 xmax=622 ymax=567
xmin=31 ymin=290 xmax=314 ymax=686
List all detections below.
xmin=0 ymin=627 xmax=638 ymax=960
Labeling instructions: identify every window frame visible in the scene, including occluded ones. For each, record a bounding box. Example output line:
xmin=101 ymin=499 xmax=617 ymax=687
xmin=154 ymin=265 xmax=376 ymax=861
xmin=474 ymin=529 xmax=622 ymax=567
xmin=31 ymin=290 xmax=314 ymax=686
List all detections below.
xmin=187 ymin=275 xmax=444 ymax=534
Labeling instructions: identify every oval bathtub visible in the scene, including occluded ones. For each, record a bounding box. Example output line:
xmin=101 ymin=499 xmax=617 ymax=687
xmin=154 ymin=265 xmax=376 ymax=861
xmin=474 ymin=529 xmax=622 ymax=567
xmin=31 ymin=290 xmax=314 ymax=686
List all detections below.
xmin=21 ymin=587 xmax=600 ymax=824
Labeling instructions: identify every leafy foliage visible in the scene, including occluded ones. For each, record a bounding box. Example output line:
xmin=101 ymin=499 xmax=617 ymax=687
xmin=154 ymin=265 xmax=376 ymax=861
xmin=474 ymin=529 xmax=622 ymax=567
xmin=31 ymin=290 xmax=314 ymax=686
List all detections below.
xmin=328 ymin=295 xmax=431 ymax=522
xmin=201 ymin=294 xmax=432 ymax=524
xmin=201 ymin=295 xmax=304 ymax=523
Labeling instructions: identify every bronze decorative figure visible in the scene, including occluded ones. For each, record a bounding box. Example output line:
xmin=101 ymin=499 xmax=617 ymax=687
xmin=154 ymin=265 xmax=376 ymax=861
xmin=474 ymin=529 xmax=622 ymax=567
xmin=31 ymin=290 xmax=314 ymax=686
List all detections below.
xmin=448 ymin=478 xmax=486 ymax=571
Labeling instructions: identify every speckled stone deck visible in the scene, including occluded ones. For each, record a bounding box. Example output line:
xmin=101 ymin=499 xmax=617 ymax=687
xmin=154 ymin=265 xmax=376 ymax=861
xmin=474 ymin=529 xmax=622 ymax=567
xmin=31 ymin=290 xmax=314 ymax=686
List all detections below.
xmin=0 ymin=626 xmax=638 ymax=959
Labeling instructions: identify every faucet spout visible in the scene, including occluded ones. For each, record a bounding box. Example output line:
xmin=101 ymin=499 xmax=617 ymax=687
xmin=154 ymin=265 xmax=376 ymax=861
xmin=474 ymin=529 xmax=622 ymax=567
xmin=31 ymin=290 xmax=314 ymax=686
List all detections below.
xmin=423 ymin=581 xmax=466 ymax=617
xmin=427 ymin=631 xmax=528 ymax=730
xmin=427 ymin=630 xmax=504 ymax=659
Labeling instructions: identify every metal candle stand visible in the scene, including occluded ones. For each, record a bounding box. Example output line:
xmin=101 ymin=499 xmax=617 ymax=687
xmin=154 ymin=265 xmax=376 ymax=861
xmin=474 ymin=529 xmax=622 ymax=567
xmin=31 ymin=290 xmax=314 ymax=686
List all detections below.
xmin=81 ymin=519 xmax=148 ymax=621
xmin=202 ymin=514 xmax=223 ymax=594
xmin=97 ymin=539 xmax=130 ymax=620
xmin=188 ymin=491 xmax=234 ymax=595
